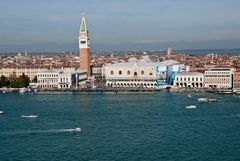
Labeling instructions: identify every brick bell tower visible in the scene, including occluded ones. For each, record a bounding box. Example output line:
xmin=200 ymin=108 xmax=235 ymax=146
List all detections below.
xmin=79 ymin=14 xmax=91 ymax=77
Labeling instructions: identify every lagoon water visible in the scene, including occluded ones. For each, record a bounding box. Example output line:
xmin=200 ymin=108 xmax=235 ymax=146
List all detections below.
xmin=1 ymin=92 xmax=240 ymax=160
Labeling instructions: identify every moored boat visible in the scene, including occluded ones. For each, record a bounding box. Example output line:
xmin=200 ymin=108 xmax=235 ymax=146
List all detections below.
xmin=234 ymin=90 xmax=240 ymax=95
xmin=218 ymin=89 xmax=233 ymax=94
xmin=19 ymin=88 xmax=28 ymax=93
xmin=208 ymin=98 xmax=217 ymax=102
xmin=198 ymin=98 xmax=217 ymax=103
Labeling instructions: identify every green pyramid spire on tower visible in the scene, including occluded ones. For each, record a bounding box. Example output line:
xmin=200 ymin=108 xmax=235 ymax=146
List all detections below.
xmin=80 ymin=14 xmax=87 ymax=32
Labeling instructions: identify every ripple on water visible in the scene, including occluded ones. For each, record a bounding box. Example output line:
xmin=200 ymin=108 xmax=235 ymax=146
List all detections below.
xmin=0 ymin=92 xmax=240 ymax=160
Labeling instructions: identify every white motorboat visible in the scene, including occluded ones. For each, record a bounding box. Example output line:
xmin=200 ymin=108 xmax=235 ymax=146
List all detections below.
xmin=19 ymin=88 xmax=27 ymax=93
xmin=67 ymin=128 xmax=81 ymax=132
xmin=188 ymin=94 xmax=192 ymax=98
xmin=198 ymin=98 xmax=217 ymax=103
xmin=21 ymin=115 xmax=38 ymax=118
xmin=198 ymin=98 xmax=208 ymax=103
xmin=185 ymin=105 xmax=197 ymax=109
xmin=208 ymin=98 xmax=217 ymax=102
xmin=0 ymin=111 xmax=4 ymax=114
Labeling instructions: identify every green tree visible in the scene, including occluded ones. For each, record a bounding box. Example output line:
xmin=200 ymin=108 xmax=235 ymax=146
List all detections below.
xmin=0 ymin=75 xmax=10 ymax=87
xmin=9 ymin=73 xmax=30 ymax=88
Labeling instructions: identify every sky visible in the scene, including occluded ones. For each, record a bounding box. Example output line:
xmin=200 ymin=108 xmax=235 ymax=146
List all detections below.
xmin=0 ymin=0 xmax=240 ymax=52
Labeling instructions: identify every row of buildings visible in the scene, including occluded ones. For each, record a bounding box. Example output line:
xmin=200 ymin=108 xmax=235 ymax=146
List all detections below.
xmin=1 ymin=60 xmax=238 ymax=89
xmin=36 ymin=69 xmax=87 ymax=89
xmin=102 ymin=58 xmax=239 ymax=89
xmin=102 ymin=59 xmax=186 ymax=88
xmin=174 ymin=68 xmax=236 ymax=89
xmin=0 ymin=66 xmax=88 ymax=89
xmin=1 ymin=15 xmax=240 ymax=90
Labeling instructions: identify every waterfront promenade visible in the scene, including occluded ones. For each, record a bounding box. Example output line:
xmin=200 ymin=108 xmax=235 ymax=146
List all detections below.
xmin=1 ymin=87 xmax=239 ymax=95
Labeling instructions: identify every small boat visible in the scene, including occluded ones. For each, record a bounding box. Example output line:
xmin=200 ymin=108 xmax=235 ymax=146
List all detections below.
xmin=67 ymin=128 xmax=81 ymax=132
xmin=218 ymin=89 xmax=233 ymax=94
xmin=21 ymin=115 xmax=38 ymax=118
xmin=19 ymin=88 xmax=27 ymax=93
xmin=198 ymin=98 xmax=217 ymax=103
xmin=186 ymin=105 xmax=197 ymax=109
xmin=0 ymin=111 xmax=4 ymax=114
xmin=188 ymin=94 xmax=192 ymax=98
xmin=208 ymin=98 xmax=217 ymax=102
xmin=198 ymin=98 xmax=208 ymax=103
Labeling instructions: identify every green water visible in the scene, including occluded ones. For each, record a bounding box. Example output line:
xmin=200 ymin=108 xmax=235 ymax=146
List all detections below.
xmin=0 ymin=92 xmax=240 ymax=161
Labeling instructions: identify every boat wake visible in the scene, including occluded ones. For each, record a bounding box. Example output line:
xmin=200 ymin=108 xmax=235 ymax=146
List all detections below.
xmin=0 ymin=128 xmax=81 ymax=136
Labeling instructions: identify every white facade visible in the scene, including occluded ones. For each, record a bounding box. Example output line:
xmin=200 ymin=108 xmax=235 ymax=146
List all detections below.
xmin=58 ymin=71 xmax=72 ymax=89
xmin=0 ymin=67 xmax=76 ymax=81
xmin=104 ymin=62 xmax=157 ymax=88
xmin=204 ymin=68 xmax=234 ymax=88
xmin=102 ymin=60 xmax=183 ymax=88
xmin=37 ymin=69 xmax=87 ymax=89
xmin=37 ymin=70 xmax=59 ymax=89
xmin=174 ymin=72 xmax=204 ymax=88
xmin=0 ymin=67 xmax=47 ymax=80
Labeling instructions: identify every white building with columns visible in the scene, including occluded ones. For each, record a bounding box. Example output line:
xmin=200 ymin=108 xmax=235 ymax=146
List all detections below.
xmin=102 ymin=60 xmax=185 ymax=88
xmin=103 ymin=62 xmax=157 ymax=88
xmin=174 ymin=72 xmax=204 ymax=88
xmin=37 ymin=69 xmax=87 ymax=89
xmin=37 ymin=70 xmax=59 ymax=89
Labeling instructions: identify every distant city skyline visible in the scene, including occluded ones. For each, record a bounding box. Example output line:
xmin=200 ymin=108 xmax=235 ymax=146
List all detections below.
xmin=0 ymin=0 xmax=240 ymax=52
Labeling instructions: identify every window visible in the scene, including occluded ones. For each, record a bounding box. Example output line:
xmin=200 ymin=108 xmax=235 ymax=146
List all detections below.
xmin=110 ymin=71 xmax=114 ymax=75
xmin=141 ymin=71 xmax=144 ymax=75
xmin=127 ymin=71 xmax=130 ymax=75
xmin=134 ymin=72 xmax=137 ymax=76
xmin=149 ymin=73 xmax=153 ymax=76
xmin=119 ymin=71 xmax=122 ymax=75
